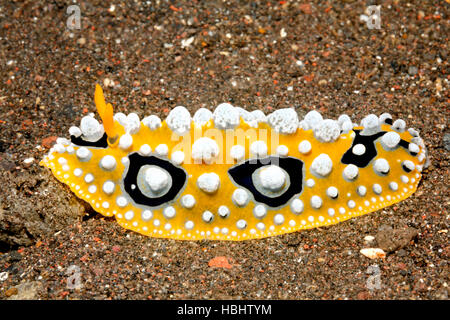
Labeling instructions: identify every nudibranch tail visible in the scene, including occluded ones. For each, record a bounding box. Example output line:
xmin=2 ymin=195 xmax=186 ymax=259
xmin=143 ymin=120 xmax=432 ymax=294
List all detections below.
xmin=40 ymin=86 xmax=428 ymax=241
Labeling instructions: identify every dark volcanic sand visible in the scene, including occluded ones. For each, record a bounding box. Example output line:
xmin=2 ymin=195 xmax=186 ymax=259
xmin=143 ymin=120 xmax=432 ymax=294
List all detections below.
xmin=0 ymin=1 xmax=448 ymax=300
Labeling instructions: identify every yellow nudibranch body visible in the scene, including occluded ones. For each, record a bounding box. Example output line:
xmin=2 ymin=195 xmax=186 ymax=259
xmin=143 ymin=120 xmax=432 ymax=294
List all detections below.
xmin=40 ymin=85 xmax=428 ymax=241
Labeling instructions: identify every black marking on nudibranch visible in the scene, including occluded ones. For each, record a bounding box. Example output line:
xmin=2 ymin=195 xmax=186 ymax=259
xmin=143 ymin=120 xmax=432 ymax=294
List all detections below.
xmin=124 ymin=153 xmax=187 ymax=207
xmin=341 ymin=130 xmax=385 ymax=168
xmin=70 ymin=133 xmax=108 ymax=148
xmin=228 ymin=156 xmax=304 ymax=208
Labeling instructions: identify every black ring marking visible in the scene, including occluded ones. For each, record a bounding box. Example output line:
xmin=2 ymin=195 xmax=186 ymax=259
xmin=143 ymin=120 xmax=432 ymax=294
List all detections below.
xmin=70 ymin=133 xmax=108 ymax=148
xmin=228 ymin=156 xmax=304 ymax=208
xmin=124 ymin=153 xmax=187 ymax=207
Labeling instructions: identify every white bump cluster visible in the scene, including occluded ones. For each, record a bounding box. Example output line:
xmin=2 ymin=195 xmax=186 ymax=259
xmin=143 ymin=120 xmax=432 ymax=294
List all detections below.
xmin=142 ymin=115 xmax=162 ymax=131
xmin=80 ymin=116 xmax=104 ymax=142
xmin=166 ymin=106 xmax=191 ymax=135
xmin=193 ymin=108 xmax=213 ymax=126
xmin=267 ymin=108 xmax=299 ymax=134
xmin=303 ymin=110 xmax=323 ymax=130
xmin=313 ymin=119 xmax=340 ymax=142
xmin=192 ymin=137 xmax=219 ymax=164
xmin=360 ymin=114 xmax=380 ymax=135
xmin=197 ymin=173 xmax=220 ymax=194
xmin=213 ymin=103 xmax=240 ymax=129
xmin=311 ymin=153 xmax=333 ymax=177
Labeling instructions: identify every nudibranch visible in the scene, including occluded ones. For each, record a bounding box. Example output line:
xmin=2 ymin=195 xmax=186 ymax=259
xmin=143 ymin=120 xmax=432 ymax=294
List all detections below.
xmin=40 ymin=85 xmax=428 ymax=241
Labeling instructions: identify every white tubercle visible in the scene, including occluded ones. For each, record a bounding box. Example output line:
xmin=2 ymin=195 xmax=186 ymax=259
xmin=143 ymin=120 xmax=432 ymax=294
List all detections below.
xmin=357 ymin=185 xmax=367 ymax=196
xmin=250 ymin=140 xmax=268 ymax=157
xmin=181 ymin=194 xmax=196 ymax=209
xmin=276 ymin=145 xmax=289 ymax=156
xmin=304 ymin=110 xmax=323 ymax=129
xmin=341 ymin=121 xmax=353 ymax=133
xmin=139 ymin=144 xmax=152 ymax=156
xmin=80 ymin=115 xmax=105 ymax=142
xmin=125 ymin=113 xmax=141 ymax=134
xmin=114 ymin=113 xmax=128 ymax=126
xmin=142 ymin=115 xmax=162 ymax=131
xmin=202 ymin=211 xmax=214 ymax=223
xmin=145 ymin=167 xmax=170 ymax=193
xmin=166 ymin=106 xmax=191 ymax=135
xmin=119 ymin=133 xmax=133 ymax=150
xmin=326 ymin=186 xmax=338 ymax=198
xmin=392 ymin=119 xmax=406 ymax=132
xmin=311 ymin=153 xmax=333 ymax=177
xmin=338 ymin=114 xmax=351 ymax=126
xmin=310 ymin=195 xmax=323 ymax=209
xmin=373 ymin=158 xmax=390 ymax=174
xmin=379 ymin=113 xmax=392 ymax=124
xmin=197 ymin=173 xmax=220 ymax=194
xmin=141 ymin=210 xmax=153 ymax=221
xmin=273 ymin=214 xmax=285 ymax=225
xmin=54 ymin=144 xmax=66 ymax=153
xmin=259 ymin=165 xmax=286 ymax=192
xmin=408 ymin=128 xmax=419 ymax=137
xmin=69 ymin=126 xmax=82 ymax=137
xmin=313 ymin=119 xmax=340 ymax=142
xmin=192 ymin=137 xmax=219 ymax=164
xmin=381 ymin=131 xmax=400 ymax=148
xmin=76 ymin=147 xmax=92 ymax=161
xmin=236 ymin=219 xmax=247 ymax=230
xmin=163 ymin=206 xmax=176 ymax=219
xmin=102 ymin=181 xmax=115 ymax=195
xmin=253 ymin=205 xmax=267 ymax=219
xmin=230 ymin=145 xmax=245 ymax=161
xmin=84 ymin=173 xmax=94 ymax=183
xmin=153 ymin=145 xmax=168 ymax=157
xmin=298 ymin=140 xmax=312 ymax=154
xmin=218 ymin=205 xmax=230 ymax=218
xmin=352 ymin=144 xmax=366 ymax=155
xmin=213 ymin=103 xmax=240 ymax=129
xmin=290 ymin=199 xmax=304 ymax=214
xmin=343 ymin=164 xmax=359 ymax=180
xmin=403 ymin=160 xmax=415 ymax=172
xmin=232 ymin=188 xmax=249 ymax=207
xmin=267 ymin=108 xmax=299 ymax=134
xmin=193 ymin=108 xmax=213 ymax=126
xmin=100 ymin=155 xmax=116 ymax=171
xmin=360 ymin=114 xmax=380 ymax=134
xmin=408 ymin=143 xmax=420 ymax=154
xmin=171 ymin=151 xmax=185 ymax=165
xmin=250 ymin=110 xmax=267 ymax=123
